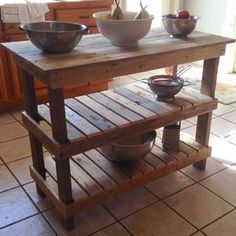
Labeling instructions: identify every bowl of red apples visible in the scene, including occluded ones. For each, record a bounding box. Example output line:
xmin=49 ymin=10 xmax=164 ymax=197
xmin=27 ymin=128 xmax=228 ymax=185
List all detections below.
xmin=162 ymin=10 xmax=199 ymax=38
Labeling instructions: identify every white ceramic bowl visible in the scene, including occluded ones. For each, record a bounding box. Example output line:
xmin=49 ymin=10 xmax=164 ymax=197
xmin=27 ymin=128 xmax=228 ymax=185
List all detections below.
xmin=93 ymin=11 xmax=154 ymax=47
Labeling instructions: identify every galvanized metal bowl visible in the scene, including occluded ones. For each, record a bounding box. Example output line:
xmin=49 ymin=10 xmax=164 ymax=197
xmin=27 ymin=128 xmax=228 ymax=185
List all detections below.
xmin=147 ymin=75 xmax=186 ymax=101
xmin=19 ymin=21 xmax=89 ymax=53
xmin=93 ymin=11 xmax=154 ymax=47
xmin=162 ymin=15 xmax=199 ymax=38
xmin=98 ymin=130 xmax=156 ymax=162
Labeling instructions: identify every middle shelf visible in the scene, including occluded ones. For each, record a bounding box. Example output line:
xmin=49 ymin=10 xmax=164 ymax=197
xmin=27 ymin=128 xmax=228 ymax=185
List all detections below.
xmin=22 ymin=81 xmax=217 ymax=157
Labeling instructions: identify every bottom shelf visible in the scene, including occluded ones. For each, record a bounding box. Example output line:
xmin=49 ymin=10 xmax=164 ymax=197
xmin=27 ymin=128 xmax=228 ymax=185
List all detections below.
xmin=30 ymin=132 xmax=211 ymax=218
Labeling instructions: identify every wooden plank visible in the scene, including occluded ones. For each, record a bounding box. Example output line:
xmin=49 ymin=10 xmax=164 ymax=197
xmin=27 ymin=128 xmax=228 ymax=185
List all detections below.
xmin=72 ymin=153 xmax=117 ymax=190
xmin=144 ymin=152 xmax=167 ymax=169
xmin=102 ymin=90 xmax=156 ymax=118
xmin=76 ymin=95 xmax=130 ymax=127
xmin=195 ymin=58 xmax=219 ymax=170
xmin=31 ymin=143 xmax=211 ymax=218
xmin=135 ymin=159 xmax=155 ymax=174
xmin=69 ymin=158 xmax=103 ymax=196
xmin=65 ymin=98 xmax=116 ymax=132
xmin=181 ymin=132 xmax=206 ymax=151
xmin=151 ymin=145 xmax=177 ymax=165
xmin=133 ymin=82 xmax=183 ymax=111
xmin=64 ymin=106 xmax=101 ymax=136
xmin=88 ymin=92 xmax=143 ymax=123
xmin=182 ymin=87 xmax=213 ymax=102
xmin=38 ymin=104 xmax=85 ymax=141
xmin=179 ymin=142 xmax=198 ymax=156
xmin=177 ymin=91 xmax=203 ymax=107
xmin=114 ymin=87 xmax=170 ymax=115
xmin=134 ymin=81 xmax=192 ymax=110
xmin=85 ymin=149 xmax=131 ymax=184
xmin=44 ymin=156 xmax=87 ymax=200
xmin=2 ymin=30 xmax=233 ymax=89
xmin=154 ymin=136 xmax=188 ymax=162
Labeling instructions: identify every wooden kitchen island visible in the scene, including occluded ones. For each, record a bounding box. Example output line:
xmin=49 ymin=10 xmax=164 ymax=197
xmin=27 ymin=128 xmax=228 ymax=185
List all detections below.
xmin=1 ymin=29 xmax=234 ymax=229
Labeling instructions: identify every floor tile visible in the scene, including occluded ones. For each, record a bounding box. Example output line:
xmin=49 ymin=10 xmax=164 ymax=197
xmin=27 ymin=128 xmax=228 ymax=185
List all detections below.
xmin=23 ymin=182 xmax=54 ymax=212
xmin=186 ymin=116 xmax=198 ymax=125
xmin=7 ymin=157 xmax=33 ymax=185
xmin=44 ymin=205 xmax=115 ymax=236
xmin=0 ymin=136 xmax=32 ymax=163
xmin=103 ymin=187 xmax=158 ymax=220
xmin=10 ymin=109 xmax=23 ymax=122
xmin=210 ymin=117 xmax=236 ymax=138
xmin=0 ymin=113 xmax=16 ymax=125
xmin=181 ymin=158 xmax=225 ymax=181
xmin=192 ymin=232 xmax=205 ymax=236
xmin=0 ymin=214 xmax=56 ymax=236
xmin=203 ymin=210 xmax=236 ymax=236
xmin=209 ymin=134 xmax=236 ymax=165
xmin=0 ymin=165 xmax=19 ymax=192
xmin=0 ymin=187 xmax=38 ymax=228
xmin=91 ymin=223 xmax=130 ymax=236
xmin=226 ymin=131 xmax=236 ymax=145
xmin=0 ymin=122 xmax=27 ymax=143
xmin=128 ymin=71 xmax=154 ymax=80
xmin=146 ymin=171 xmax=194 ymax=199
xmin=181 ymin=120 xmax=194 ymax=129
xmin=222 ymin=110 xmax=236 ymax=124
xmin=213 ymin=103 xmax=236 ymax=116
xmin=201 ymin=168 xmax=236 ymax=206
xmin=121 ymin=201 xmax=196 ymax=236
xmin=182 ymin=125 xmax=196 ymax=137
xmin=164 ymin=184 xmax=233 ymax=229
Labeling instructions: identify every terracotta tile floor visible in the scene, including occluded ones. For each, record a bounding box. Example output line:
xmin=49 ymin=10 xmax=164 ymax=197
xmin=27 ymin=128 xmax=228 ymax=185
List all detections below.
xmin=1 ymin=67 xmax=236 ymax=235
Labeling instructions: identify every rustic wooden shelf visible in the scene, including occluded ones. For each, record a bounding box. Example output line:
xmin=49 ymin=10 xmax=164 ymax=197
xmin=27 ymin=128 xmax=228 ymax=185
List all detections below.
xmin=30 ymin=131 xmax=211 ymax=218
xmin=22 ymin=82 xmax=217 ymax=157
xmin=2 ymin=28 xmax=233 ymax=229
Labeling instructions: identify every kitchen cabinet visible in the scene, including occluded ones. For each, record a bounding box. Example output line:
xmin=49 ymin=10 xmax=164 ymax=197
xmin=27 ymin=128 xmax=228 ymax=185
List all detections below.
xmin=0 ymin=0 xmax=113 ymax=112
xmin=2 ymin=28 xmax=233 ymax=229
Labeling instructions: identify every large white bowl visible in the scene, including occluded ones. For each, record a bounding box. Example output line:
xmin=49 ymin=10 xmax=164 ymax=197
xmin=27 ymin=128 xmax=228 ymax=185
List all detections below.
xmin=93 ymin=11 xmax=154 ymax=47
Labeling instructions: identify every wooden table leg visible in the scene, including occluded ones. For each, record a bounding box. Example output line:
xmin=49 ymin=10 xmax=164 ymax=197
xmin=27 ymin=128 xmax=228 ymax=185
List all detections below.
xmin=48 ymin=87 xmax=74 ymax=229
xmin=19 ymin=69 xmax=46 ymax=197
xmin=194 ymin=58 xmax=220 ymax=170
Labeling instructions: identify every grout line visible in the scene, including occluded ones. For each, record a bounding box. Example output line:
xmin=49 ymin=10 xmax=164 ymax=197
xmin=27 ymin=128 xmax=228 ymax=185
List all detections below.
xmin=161 ymin=199 xmax=199 ymax=231
xmin=0 ymin=159 xmax=58 ymax=235
xmin=0 ymin=212 xmax=41 ymax=230
xmin=87 ymin=221 xmax=132 ymax=236
xmin=198 ymin=208 xmax=236 ymax=233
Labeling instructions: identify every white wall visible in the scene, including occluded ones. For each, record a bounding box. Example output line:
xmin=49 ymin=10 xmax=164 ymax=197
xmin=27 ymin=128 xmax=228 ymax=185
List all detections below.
xmin=183 ymin=0 xmax=231 ymax=36
xmin=182 ymin=0 xmax=236 ymax=72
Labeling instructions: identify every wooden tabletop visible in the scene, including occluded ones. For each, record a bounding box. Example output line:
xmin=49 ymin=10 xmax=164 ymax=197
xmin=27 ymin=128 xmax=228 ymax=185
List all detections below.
xmin=1 ymin=29 xmax=234 ymax=89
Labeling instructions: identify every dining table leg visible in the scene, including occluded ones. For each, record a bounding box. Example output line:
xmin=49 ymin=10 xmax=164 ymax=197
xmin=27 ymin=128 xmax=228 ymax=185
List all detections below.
xmin=19 ymin=68 xmax=46 ymax=197
xmin=194 ymin=57 xmax=220 ymax=170
xmin=48 ymin=87 xmax=74 ymax=229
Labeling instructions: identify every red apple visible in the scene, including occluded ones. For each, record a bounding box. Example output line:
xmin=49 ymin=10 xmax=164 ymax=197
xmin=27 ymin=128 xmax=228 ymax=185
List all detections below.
xmin=176 ymin=10 xmax=190 ymax=19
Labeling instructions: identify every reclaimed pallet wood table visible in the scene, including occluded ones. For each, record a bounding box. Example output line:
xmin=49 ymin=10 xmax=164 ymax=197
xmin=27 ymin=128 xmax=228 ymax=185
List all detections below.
xmin=1 ymin=29 xmax=234 ymax=229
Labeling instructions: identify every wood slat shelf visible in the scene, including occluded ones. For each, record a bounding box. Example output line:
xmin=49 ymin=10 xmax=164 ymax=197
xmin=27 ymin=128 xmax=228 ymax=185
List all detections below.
xmin=22 ymin=82 xmax=217 ymax=157
xmin=30 ymin=132 xmax=211 ymax=218
xmin=3 ymin=28 xmax=233 ymax=229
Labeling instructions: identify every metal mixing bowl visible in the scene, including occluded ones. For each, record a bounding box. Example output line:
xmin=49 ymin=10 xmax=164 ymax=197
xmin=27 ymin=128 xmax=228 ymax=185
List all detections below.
xmin=162 ymin=15 xmax=199 ymax=38
xmin=147 ymin=75 xmax=185 ymax=101
xmin=19 ymin=21 xmax=89 ymax=53
xmin=98 ymin=130 xmax=156 ymax=162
